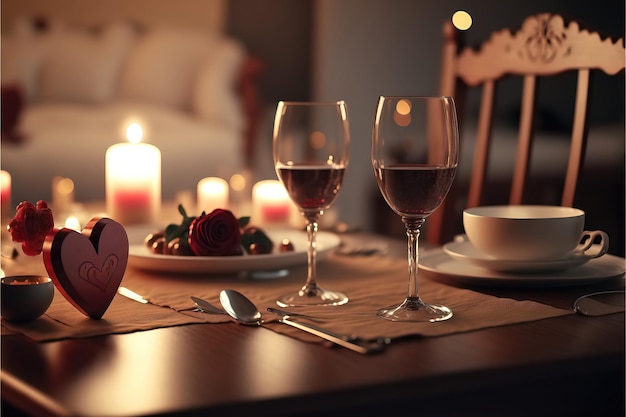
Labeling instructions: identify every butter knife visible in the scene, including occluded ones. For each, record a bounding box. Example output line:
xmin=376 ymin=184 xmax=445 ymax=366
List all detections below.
xmin=118 ymin=286 xmax=150 ymax=304
xmin=118 ymin=287 xmax=195 ymax=312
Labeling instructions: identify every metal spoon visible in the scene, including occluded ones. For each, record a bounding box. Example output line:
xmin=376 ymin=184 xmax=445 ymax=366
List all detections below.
xmin=191 ymin=296 xmax=315 ymax=320
xmin=190 ymin=296 xmax=227 ymax=315
xmin=219 ymin=290 xmax=262 ymax=324
xmin=218 ymin=289 xmax=388 ymax=354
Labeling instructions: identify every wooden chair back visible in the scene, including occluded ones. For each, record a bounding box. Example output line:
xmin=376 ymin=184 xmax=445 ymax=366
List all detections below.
xmin=427 ymin=13 xmax=625 ymax=245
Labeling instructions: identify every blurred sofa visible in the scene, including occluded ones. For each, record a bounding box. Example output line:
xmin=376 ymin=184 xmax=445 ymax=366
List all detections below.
xmin=1 ymin=17 xmax=263 ymax=206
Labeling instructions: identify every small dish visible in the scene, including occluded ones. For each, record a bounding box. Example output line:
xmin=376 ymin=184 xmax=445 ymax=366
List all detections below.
xmin=443 ymin=240 xmax=598 ymax=272
xmin=1 ymin=276 xmax=54 ymax=322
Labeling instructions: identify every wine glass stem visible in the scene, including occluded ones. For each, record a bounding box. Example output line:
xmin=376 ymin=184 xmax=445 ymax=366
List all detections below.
xmin=303 ymin=213 xmax=320 ymax=294
xmin=403 ymin=218 xmax=425 ymax=301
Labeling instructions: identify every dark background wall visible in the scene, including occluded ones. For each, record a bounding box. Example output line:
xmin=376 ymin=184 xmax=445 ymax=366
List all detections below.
xmin=226 ymin=0 xmax=313 ymax=104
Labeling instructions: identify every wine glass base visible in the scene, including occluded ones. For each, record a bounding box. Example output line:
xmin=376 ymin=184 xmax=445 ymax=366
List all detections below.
xmin=276 ymin=286 xmax=348 ymax=307
xmin=377 ymin=297 xmax=452 ymax=322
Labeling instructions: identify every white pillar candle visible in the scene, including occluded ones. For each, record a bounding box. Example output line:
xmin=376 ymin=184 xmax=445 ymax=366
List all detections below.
xmin=0 ymin=170 xmax=11 ymax=220
xmin=197 ymin=177 xmax=229 ymax=214
xmin=106 ymin=123 xmax=161 ymax=225
xmin=252 ymin=180 xmax=294 ymax=228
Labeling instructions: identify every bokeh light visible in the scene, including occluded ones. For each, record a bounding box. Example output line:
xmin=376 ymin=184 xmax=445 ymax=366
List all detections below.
xmin=452 ymin=10 xmax=472 ymax=31
xmin=57 ymin=177 xmax=75 ymax=196
xmin=309 ymin=131 xmax=326 ymax=149
xmin=229 ymin=173 xmax=247 ymax=192
xmin=394 ymin=99 xmax=412 ymax=127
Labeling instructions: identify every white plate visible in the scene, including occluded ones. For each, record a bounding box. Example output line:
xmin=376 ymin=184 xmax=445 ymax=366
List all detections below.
xmin=127 ymin=228 xmax=341 ymax=274
xmin=443 ymin=240 xmax=597 ymax=272
xmin=419 ymin=248 xmax=625 ymax=287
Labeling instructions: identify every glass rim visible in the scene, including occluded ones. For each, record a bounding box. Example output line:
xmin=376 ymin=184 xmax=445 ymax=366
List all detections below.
xmin=378 ymin=95 xmax=454 ymax=100
xmin=277 ymin=100 xmax=347 ymax=106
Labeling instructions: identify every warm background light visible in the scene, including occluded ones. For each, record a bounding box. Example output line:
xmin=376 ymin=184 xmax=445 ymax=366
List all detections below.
xmin=452 ymin=10 xmax=473 ymax=30
xmin=229 ymin=173 xmax=247 ymax=192
xmin=394 ymin=99 xmax=412 ymax=127
xmin=52 ymin=176 xmax=75 ymax=214
xmin=309 ymin=131 xmax=326 ymax=150
xmin=395 ymin=99 xmax=411 ymax=115
xmin=57 ymin=177 xmax=75 ymax=196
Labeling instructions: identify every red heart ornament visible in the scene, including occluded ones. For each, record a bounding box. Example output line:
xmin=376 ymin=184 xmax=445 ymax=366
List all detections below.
xmin=43 ymin=217 xmax=128 ymax=319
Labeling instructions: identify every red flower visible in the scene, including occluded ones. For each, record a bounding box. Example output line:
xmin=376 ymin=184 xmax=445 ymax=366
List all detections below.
xmin=188 ymin=209 xmax=241 ymax=256
xmin=8 ymin=200 xmax=55 ymax=256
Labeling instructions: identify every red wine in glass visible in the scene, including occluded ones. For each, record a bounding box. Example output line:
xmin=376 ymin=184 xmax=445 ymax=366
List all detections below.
xmin=277 ymin=165 xmax=345 ymax=212
xmin=375 ymin=165 xmax=456 ymax=217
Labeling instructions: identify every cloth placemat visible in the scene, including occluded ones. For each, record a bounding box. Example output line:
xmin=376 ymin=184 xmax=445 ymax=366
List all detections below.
xmin=1 ymin=251 xmax=579 ymax=343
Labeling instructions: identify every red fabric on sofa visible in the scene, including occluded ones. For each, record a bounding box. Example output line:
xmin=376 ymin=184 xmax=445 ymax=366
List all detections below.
xmin=1 ymin=84 xmax=24 ymax=143
xmin=237 ymin=56 xmax=265 ymax=169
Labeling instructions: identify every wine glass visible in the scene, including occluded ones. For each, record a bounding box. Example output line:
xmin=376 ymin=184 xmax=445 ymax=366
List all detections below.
xmin=273 ymin=101 xmax=350 ymax=307
xmin=372 ymin=96 xmax=459 ymax=322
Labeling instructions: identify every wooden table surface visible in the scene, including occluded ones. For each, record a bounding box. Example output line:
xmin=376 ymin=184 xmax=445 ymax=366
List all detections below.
xmin=2 ymin=234 xmax=624 ymax=417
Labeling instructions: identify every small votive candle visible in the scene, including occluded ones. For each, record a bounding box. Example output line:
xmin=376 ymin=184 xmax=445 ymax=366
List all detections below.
xmin=52 ymin=176 xmax=75 ymax=215
xmin=252 ymin=180 xmax=294 ymax=228
xmin=229 ymin=169 xmax=252 ymax=206
xmin=64 ymin=215 xmax=81 ymax=231
xmin=106 ymin=123 xmax=161 ymax=225
xmin=0 ymin=170 xmax=11 ymax=220
xmin=197 ymin=177 xmax=229 ymax=214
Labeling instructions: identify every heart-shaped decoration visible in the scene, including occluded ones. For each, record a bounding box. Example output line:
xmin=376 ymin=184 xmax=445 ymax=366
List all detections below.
xmin=43 ymin=217 xmax=128 ymax=319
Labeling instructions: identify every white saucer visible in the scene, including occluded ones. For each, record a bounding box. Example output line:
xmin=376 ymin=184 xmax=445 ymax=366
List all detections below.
xmin=419 ymin=248 xmax=625 ymax=287
xmin=443 ymin=240 xmax=598 ymax=273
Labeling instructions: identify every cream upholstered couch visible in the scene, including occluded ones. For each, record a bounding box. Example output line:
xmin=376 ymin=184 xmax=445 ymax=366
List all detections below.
xmin=1 ymin=17 xmax=263 ymax=206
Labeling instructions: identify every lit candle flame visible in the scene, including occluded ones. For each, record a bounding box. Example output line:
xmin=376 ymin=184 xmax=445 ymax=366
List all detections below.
xmin=126 ymin=123 xmax=143 ymax=144
xmin=64 ymin=216 xmax=81 ymax=231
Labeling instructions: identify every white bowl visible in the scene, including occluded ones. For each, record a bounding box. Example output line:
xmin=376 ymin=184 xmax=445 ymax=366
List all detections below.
xmin=463 ymin=205 xmax=587 ymax=261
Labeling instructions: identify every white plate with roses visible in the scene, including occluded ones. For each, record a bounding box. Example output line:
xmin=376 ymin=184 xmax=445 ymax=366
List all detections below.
xmin=126 ymin=206 xmax=341 ymax=274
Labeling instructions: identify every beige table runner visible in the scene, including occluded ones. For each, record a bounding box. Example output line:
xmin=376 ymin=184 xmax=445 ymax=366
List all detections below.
xmin=1 ymin=251 xmax=581 ymax=343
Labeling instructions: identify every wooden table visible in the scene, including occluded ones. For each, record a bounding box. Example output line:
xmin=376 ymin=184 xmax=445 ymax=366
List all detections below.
xmin=2 ymin=234 xmax=624 ymax=417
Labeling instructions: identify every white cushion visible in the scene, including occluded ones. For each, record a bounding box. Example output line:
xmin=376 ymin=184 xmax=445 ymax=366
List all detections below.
xmin=1 ymin=36 xmax=42 ymax=102
xmin=0 ymin=16 xmax=66 ymax=102
xmin=37 ymin=21 xmax=136 ymax=103
xmin=191 ymin=38 xmax=246 ymax=129
xmin=117 ymin=28 xmax=219 ymax=110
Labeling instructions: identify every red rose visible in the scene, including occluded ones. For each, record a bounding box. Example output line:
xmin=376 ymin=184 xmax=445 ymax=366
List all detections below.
xmin=188 ymin=209 xmax=241 ymax=256
xmin=8 ymin=200 xmax=55 ymax=256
